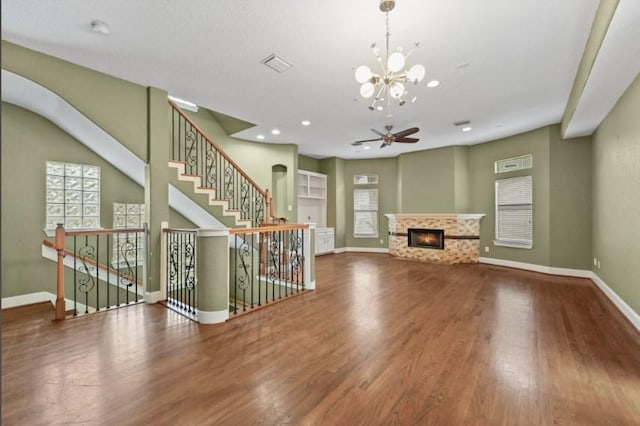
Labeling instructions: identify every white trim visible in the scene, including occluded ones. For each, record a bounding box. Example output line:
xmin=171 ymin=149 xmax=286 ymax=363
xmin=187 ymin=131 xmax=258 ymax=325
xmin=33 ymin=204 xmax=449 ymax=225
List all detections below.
xmin=493 ymin=240 xmax=534 ymax=250
xmin=478 ymin=257 xmax=639 ymax=333
xmin=168 ymin=184 xmax=225 ymax=228
xmin=2 ymin=291 xmax=54 ymax=309
xmin=1 ymin=69 xmax=145 ymax=185
xmin=590 ymin=272 xmax=640 ymax=333
xmin=385 ymin=213 xmax=486 ymax=220
xmin=1 ymin=291 xmax=87 ymax=313
xmin=144 ymin=291 xmax=162 ymax=304
xmin=334 ymin=247 xmax=347 ymax=254
xmin=197 ymin=309 xmax=229 ymax=324
xmin=306 ymin=280 xmax=316 ymax=290
xmin=343 ymin=247 xmax=389 ymax=254
xmin=478 ymin=257 xmax=592 ymax=278
xmin=197 ymin=228 xmax=230 ymax=238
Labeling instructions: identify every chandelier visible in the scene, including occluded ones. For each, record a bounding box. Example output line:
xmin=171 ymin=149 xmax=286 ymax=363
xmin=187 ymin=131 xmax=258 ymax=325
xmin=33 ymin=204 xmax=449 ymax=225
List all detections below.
xmin=354 ymin=0 xmax=425 ymax=116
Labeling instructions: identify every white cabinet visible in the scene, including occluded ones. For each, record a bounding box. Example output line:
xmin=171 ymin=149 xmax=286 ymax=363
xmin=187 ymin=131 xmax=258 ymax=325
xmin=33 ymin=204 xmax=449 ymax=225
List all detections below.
xmin=297 ymin=171 xmax=326 ymax=199
xmin=297 ymin=170 xmax=327 ymax=227
xmin=316 ymin=227 xmax=335 ymax=255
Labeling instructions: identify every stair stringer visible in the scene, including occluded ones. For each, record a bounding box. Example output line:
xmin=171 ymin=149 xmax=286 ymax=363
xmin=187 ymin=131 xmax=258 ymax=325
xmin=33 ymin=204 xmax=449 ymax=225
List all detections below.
xmin=169 ymin=161 xmax=252 ymax=229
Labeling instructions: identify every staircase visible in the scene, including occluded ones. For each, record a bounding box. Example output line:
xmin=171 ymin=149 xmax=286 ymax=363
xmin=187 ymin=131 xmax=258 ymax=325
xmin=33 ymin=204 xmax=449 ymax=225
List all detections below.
xmin=169 ymin=101 xmax=285 ymax=228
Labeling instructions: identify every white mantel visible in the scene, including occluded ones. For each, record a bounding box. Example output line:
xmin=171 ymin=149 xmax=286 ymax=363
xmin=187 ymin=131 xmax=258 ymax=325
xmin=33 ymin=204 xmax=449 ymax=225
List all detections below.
xmin=385 ymin=213 xmax=485 ymax=264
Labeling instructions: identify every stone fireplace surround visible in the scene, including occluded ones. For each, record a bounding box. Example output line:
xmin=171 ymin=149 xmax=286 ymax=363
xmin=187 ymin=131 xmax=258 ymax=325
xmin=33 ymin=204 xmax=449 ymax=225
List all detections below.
xmin=385 ymin=214 xmax=485 ymax=264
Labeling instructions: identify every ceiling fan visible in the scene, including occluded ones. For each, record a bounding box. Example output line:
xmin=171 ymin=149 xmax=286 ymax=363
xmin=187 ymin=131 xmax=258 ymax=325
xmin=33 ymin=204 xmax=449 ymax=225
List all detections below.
xmin=351 ymin=125 xmax=420 ymax=148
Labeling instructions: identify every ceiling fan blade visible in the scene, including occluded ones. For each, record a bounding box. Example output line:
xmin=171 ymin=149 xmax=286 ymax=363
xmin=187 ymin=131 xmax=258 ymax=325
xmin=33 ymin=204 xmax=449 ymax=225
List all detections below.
xmin=352 ymin=137 xmax=383 ymax=146
xmin=394 ymin=137 xmax=419 ymax=143
xmin=370 ymin=128 xmax=386 ymax=137
xmin=393 ymin=127 xmax=420 ymax=139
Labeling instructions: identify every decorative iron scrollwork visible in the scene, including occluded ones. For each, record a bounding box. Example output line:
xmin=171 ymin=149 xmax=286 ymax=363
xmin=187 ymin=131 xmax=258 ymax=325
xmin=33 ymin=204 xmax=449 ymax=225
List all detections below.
xmin=77 ymin=245 xmax=96 ymax=294
xmin=237 ymin=239 xmax=252 ymax=291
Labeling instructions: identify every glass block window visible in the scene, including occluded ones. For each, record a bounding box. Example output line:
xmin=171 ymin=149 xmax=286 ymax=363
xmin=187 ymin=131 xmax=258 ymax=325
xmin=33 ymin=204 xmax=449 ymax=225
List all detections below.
xmin=112 ymin=203 xmax=145 ymax=266
xmin=46 ymin=161 xmax=100 ymax=230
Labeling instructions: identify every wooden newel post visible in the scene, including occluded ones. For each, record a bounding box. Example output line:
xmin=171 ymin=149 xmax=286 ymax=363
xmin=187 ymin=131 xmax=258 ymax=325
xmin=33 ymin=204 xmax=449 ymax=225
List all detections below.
xmin=54 ymin=223 xmax=66 ymax=321
xmin=264 ymin=189 xmax=272 ymax=225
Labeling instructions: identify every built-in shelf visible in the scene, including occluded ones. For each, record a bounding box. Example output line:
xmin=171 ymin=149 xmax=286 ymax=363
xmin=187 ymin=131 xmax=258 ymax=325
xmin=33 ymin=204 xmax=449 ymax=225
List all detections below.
xmin=297 ymin=170 xmax=327 ymax=228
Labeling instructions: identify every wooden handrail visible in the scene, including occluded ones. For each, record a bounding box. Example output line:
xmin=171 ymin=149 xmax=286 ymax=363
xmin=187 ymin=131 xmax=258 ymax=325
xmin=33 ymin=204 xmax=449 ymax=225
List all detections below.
xmin=63 ymin=227 xmax=145 ymax=237
xmin=162 ymin=228 xmax=198 ymax=234
xmin=229 ymin=223 xmax=308 ymax=235
xmin=44 ymin=239 xmax=143 ymax=288
xmin=169 ymin=100 xmax=266 ymax=198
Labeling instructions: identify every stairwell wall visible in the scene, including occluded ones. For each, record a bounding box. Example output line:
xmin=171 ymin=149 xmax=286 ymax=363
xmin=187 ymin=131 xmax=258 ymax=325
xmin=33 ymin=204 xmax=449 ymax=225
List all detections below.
xmin=1 ymin=103 xmax=144 ymax=298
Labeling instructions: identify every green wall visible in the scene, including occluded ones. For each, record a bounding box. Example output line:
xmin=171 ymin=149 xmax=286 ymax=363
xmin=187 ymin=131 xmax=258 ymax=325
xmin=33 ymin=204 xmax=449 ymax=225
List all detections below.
xmin=343 ymin=158 xmax=397 ymax=249
xmin=549 ymin=128 xmax=592 ymax=269
xmin=592 ymin=73 xmax=640 ymax=315
xmin=320 ymin=157 xmax=346 ymax=248
xmin=397 ymin=146 xmax=470 ymax=213
xmin=1 ymin=103 xmax=144 ymax=298
xmin=2 ymin=41 xmax=148 ymax=161
xmin=184 ymin=108 xmax=298 ymax=223
xmin=298 ymin=155 xmax=321 ymax=173
xmin=468 ymin=127 xmax=552 ymax=266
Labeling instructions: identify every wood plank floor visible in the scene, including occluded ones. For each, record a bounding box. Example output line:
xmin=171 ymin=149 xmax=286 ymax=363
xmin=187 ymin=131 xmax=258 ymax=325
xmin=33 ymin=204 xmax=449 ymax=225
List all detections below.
xmin=3 ymin=253 xmax=640 ymax=425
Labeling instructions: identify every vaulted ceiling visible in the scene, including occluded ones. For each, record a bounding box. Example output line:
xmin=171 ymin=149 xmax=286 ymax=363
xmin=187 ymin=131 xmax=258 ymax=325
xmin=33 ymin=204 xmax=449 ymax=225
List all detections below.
xmin=2 ymin=0 xmax=639 ymax=159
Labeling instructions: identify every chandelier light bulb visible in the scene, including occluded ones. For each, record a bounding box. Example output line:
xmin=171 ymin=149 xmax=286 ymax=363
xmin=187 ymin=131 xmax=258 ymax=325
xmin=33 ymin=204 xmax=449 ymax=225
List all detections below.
xmin=355 ymin=65 xmax=373 ymax=83
xmin=360 ymin=82 xmax=376 ymax=98
xmin=407 ymin=64 xmax=426 ymax=83
xmin=389 ymin=82 xmax=405 ymax=99
xmin=387 ymin=52 xmax=406 ymax=73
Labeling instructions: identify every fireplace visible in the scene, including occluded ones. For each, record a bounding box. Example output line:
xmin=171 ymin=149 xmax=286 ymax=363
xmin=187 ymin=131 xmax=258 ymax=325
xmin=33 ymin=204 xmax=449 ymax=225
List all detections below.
xmin=408 ymin=228 xmax=445 ymax=250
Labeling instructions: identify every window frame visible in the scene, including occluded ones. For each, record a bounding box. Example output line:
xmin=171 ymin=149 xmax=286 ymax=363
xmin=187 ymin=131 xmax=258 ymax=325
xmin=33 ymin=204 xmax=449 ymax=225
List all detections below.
xmin=494 ymin=175 xmax=533 ymax=249
xmin=353 ymin=188 xmax=379 ymax=238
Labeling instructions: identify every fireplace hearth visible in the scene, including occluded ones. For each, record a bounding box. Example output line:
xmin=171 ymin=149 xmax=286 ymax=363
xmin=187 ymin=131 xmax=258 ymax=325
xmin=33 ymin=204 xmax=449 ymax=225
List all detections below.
xmin=408 ymin=228 xmax=444 ymax=250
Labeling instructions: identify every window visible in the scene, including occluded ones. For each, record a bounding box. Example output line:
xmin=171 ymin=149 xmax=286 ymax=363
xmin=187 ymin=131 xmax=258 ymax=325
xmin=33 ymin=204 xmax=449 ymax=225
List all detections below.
xmin=494 ymin=175 xmax=533 ymax=249
xmin=353 ymin=188 xmax=378 ymax=237
xmin=353 ymin=174 xmax=379 ymax=185
xmin=112 ymin=203 xmax=145 ymax=267
xmin=46 ymin=161 xmax=100 ymax=232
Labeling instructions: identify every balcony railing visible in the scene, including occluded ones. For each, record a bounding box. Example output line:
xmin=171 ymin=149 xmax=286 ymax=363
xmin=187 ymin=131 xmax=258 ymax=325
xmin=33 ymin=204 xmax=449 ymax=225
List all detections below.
xmin=229 ymin=224 xmax=308 ymax=316
xmin=52 ymin=224 xmax=146 ymax=320
xmin=162 ymin=228 xmax=198 ymax=321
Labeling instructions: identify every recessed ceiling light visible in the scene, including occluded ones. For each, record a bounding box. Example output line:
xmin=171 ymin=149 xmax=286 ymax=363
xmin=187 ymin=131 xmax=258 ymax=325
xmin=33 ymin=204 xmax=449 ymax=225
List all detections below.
xmin=256 ymin=134 xmax=265 ymax=140
xmin=376 ymin=105 xmax=383 ymax=111
xmin=271 ymin=129 xmax=280 ymax=135
xmin=426 ymin=80 xmax=440 ymax=88
xmin=90 ymin=20 xmax=110 ymax=35
xmin=301 ymin=120 xmax=311 ymax=126
xmin=364 ymin=146 xmax=371 ymax=150
xmin=462 ymin=126 xmax=472 ymax=132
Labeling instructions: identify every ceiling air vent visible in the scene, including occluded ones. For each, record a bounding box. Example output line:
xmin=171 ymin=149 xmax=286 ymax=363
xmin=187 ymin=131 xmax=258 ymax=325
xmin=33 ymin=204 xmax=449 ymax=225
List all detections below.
xmin=495 ymin=154 xmax=533 ymax=174
xmin=260 ymin=53 xmax=293 ymax=73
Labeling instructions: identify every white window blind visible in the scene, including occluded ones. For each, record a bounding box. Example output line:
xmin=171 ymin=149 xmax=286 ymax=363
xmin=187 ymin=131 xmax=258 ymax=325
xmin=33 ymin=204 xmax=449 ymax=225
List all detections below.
xmin=495 ymin=175 xmax=533 ymax=248
xmin=353 ymin=188 xmax=378 ymax=237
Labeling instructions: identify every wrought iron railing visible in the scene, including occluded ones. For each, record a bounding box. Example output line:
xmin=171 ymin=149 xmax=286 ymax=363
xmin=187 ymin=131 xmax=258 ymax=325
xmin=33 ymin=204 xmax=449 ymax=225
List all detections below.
xmin=229 ymin=224 xmax=308 ymax=315
xmin=162 ymin=228 xmax=198 ymax=321
xmin=52 ymin=224 xmax=146 ymax=320
xmin=170 ymin=101 xmax=284 ymax=227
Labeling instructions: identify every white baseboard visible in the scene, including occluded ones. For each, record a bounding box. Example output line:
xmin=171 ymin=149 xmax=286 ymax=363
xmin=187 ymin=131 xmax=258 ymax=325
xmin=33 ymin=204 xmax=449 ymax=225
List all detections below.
xmin=334 ymin=247 xmax=389 ymax=254
xmin=479 ymin=257 xmax=639 ymax=333
xmin=306 ymin=280 xmax=316 ymax=290
xmin=1 ymin=291 xmax=87 ymax=313
xmin=479 ymin=257 xmax=592 ymax=278
xmin=145 ymin=291 xmax=162 ymax=304
xmin=197 ymin=309 xmax=229 ymax=324
xmin=590 ymin=272 xmax=640 ymax=333
xmin=1 ymin=291 xmax=55 ymax=309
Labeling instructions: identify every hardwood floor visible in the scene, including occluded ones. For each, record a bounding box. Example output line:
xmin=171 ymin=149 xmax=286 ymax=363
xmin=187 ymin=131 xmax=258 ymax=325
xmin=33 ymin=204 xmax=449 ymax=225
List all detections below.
xmin=3 ymin=253 xmax=640 ymax=425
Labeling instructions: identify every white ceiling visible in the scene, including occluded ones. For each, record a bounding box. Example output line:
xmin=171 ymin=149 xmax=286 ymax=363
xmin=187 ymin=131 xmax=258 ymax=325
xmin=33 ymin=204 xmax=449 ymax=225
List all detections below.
xmin=2 ymin=0 xmax=634 ymax=160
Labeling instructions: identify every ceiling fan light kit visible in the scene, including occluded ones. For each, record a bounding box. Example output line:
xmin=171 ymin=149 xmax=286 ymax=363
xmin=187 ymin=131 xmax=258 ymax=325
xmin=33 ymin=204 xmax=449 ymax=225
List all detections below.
xmin=355 ymin=0 xmax=425 ymax=117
